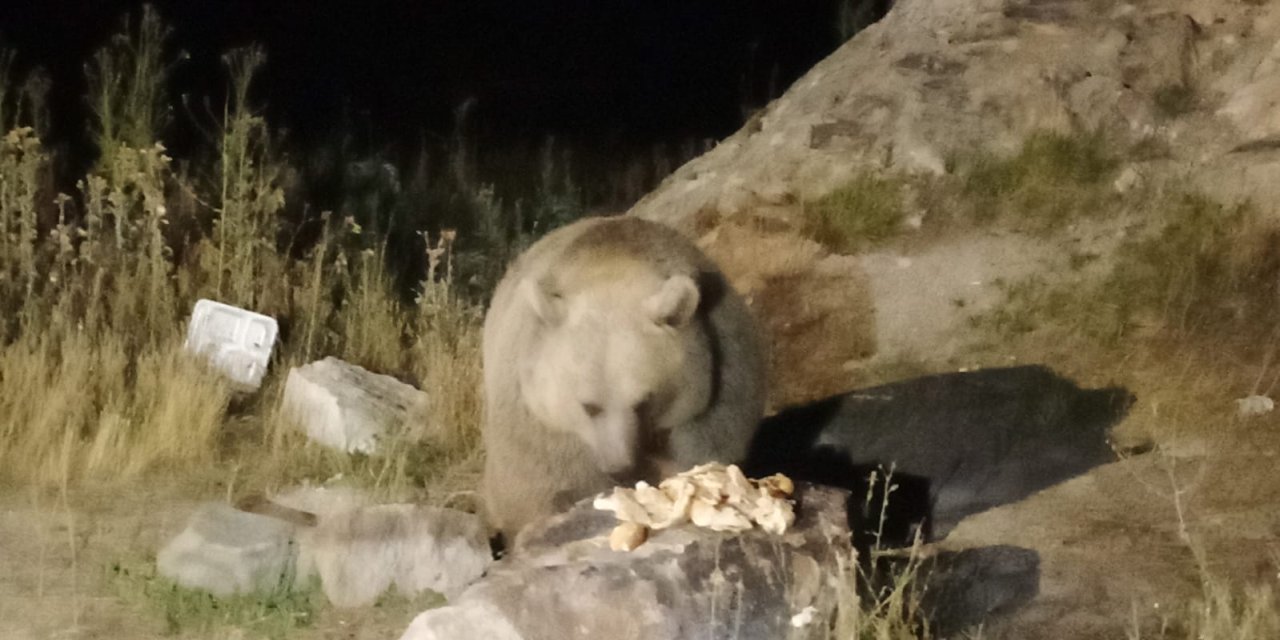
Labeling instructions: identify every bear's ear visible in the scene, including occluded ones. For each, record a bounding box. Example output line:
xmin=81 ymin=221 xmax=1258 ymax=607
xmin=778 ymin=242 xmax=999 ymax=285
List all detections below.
xmin=645 ymin=274 xmax=700 ymax=328
xmin=522 ymin=276 xmax=564 ymax=325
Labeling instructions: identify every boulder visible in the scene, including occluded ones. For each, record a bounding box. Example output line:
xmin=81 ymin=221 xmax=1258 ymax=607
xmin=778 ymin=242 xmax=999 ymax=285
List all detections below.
xmin=280 ymin=357 xmax=430 ymax=454
xmin=401 ymin=484 xmax=1040 ymax=639
xmin=625 ymin=0 xmax=1280 ymax=380
xmin=266 ymin=487 xmax=492 ymax=605
xmin=295 ymin=502 xmax=492 ymax=607
xmin=904 ymin=545 xmax=1042 ymax=638
xmin=159 ymin=489 xmax=492 ymax=607
xmin=403 ymin=485 xmax=854 ymax=640
xmin=155 ymin=503 xmax=298 ymax=596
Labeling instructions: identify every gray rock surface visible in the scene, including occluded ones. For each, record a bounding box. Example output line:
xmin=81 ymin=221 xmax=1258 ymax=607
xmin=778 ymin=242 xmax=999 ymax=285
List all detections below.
xmin=155 ymin=503 xmax=298 ymax=596
xmin=402 ymin=485 xmax=854 ymax=640
xmin=281 ymin=357 xmax=430 ymax=454
xmin=159 ymin=490 xmax=491 ymax=607
xmin=296 ymin=502 xmax=492 ymax=607
xmin=747 ymin=365 xmax=1134 ymax=542
xmin=625 ymin=0 xmax=1280 ymax=372
xmin=268 ymin=487 xmax=492 ymax=606
xmin=400 ymin=485 xmax=1040 ymax=640
xmin=631 ymin=0 xmax=1280 ymax=232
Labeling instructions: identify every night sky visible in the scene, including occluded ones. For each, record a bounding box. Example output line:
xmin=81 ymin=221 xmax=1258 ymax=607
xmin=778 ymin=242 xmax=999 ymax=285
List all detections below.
xmin=0 ymin=0 xmax=877 ymax=161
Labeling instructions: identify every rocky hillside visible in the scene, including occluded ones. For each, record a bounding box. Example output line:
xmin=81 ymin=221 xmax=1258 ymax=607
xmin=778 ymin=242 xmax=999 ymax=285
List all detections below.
xmin=629 ymin=1 xmax=1280 ymax=638
xmin=631 ymin=0 xmax=1280 ymax=407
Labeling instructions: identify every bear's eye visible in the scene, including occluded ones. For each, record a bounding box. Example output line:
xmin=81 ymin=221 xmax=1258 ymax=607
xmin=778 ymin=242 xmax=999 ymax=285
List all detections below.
xmin=582 ymin=403 xmax=603 ymax=418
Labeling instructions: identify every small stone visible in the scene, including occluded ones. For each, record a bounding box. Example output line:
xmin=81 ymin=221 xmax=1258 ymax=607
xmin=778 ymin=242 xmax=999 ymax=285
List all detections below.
xmin=790 ymin=605 xmax=819 ymax=628
xmin=1113 ymin=166 xmax=1142 ymax=194
xmin=1236 ymin=395 xmax=1275 ymax=418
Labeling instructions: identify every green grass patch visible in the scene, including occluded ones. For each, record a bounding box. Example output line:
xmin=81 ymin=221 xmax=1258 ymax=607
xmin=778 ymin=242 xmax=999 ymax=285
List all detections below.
xmin=802 ymin=173 xmax=904 ymax=253
xmin=974 ymin=190 xmax=1277 ymax=344
xmin=110 ymin=558 xmax=323 ymax=639
xmin=1100 ymin=193 xmax=1269 ymax=334
xmin=959 ymin=129 xmax=1121 ymax=232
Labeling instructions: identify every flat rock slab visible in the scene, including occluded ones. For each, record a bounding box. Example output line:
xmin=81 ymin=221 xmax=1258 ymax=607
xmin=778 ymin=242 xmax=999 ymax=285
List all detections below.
xmin=281 ymin=357 xmax=429 ymax=454
xmin=403 ymin=485 xmax=853 ymax=640
xmin=158 ymin=489 xmax=491 ymax=608
xmin=296 ymin=501 xmax=492 ymax=606
xmin=402 ymin=485 xmax=1040 ymax=640
xmin=156 ymin=503 xmax=299 ymax=596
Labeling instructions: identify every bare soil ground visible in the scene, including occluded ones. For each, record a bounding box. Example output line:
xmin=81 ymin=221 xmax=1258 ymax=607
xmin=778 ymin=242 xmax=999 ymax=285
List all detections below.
xmin=948 ymin=449 xmax=1280 ymax=638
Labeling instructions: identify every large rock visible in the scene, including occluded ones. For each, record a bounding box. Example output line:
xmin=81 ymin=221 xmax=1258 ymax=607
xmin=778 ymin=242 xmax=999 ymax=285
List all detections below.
xmin=294 ymin=502 xmax=492 ymax=606
xmin=627 ymin=0 xmax=1280 ymax=385
xmin=281 ymin=357 xmax=430 ymax=454
xmin=401 ymin=485 xmax=1040 ymax=640
xmin=156 ymin=503 xmax=299 ymax=596
xmin=403 ymin=485 xmax=852 ymax=640
xmin=158 ymin=490 xmax=492 ymax=607
xmin=630 ymin=0 xmax=1277 ymax=231
xmin=904 ymin=544 xmax=1042 ymax=638
xmin=268 ymin=486 xmax=493 ymax=606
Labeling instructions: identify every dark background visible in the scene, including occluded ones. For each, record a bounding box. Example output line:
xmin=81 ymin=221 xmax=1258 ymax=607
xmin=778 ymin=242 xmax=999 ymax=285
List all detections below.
xmin=0 ymin=0 xmax=891 ymax=162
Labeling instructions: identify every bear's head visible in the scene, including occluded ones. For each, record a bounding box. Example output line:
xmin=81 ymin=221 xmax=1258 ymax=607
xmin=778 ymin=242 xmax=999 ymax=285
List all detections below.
xmin=517 ymin=265 xmax=714 ymax=478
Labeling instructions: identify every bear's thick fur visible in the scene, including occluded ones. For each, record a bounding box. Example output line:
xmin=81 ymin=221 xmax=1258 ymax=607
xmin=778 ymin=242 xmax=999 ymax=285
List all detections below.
xmin=481 ymin=216 xmax=766 ymax=542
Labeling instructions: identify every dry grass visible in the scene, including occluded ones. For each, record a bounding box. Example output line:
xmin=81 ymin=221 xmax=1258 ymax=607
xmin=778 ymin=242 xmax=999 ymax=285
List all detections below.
xmin=1121 ymin=450 xmax=1280 ymax=640
xmin=802 ymin=173 xmax=905 ymax=254
xmin=0 ymin=8 xmax=485 ymax=501
xmin=825 ymin=469 xmax=940 ymax=640
xmin=962 ymin=134 xmax=1280 ymax=639
xmin=0 ymin=18 xmax=488 ymax=637
xmin=956 ymin=129 xmax=1120 ymax=232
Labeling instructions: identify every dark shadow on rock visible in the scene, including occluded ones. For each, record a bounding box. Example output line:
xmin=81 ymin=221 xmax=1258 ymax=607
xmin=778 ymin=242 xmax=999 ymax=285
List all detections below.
xmin=744 ymin=365 xmax=1135 ymax=546
xmin=468 ymin=365 xmax=1127 ymax=638
xmin=428 ymin=484 xmax=1041 ymax=640
xmin=476 ymin=483 xmax=1044 ymax=640
xmin=861 ymin=544 xmax=1042 ymax=638
xmin=917 ymin=545 xmax=1041 ymax=637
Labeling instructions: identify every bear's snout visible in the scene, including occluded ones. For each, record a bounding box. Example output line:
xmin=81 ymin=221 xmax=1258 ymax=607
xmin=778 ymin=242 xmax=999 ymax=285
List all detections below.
xmin=588 ymin=410 xmax=643 ymax=476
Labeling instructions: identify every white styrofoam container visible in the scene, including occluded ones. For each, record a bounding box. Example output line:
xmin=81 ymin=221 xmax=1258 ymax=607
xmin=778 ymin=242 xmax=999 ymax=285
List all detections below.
xmin=184 ymin=299 xmax=279 ymax=390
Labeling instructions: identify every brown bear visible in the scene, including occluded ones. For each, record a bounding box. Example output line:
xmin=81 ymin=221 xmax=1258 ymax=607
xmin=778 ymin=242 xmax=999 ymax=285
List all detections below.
xmin=480 ymin=216 xmax=767 ymax=543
